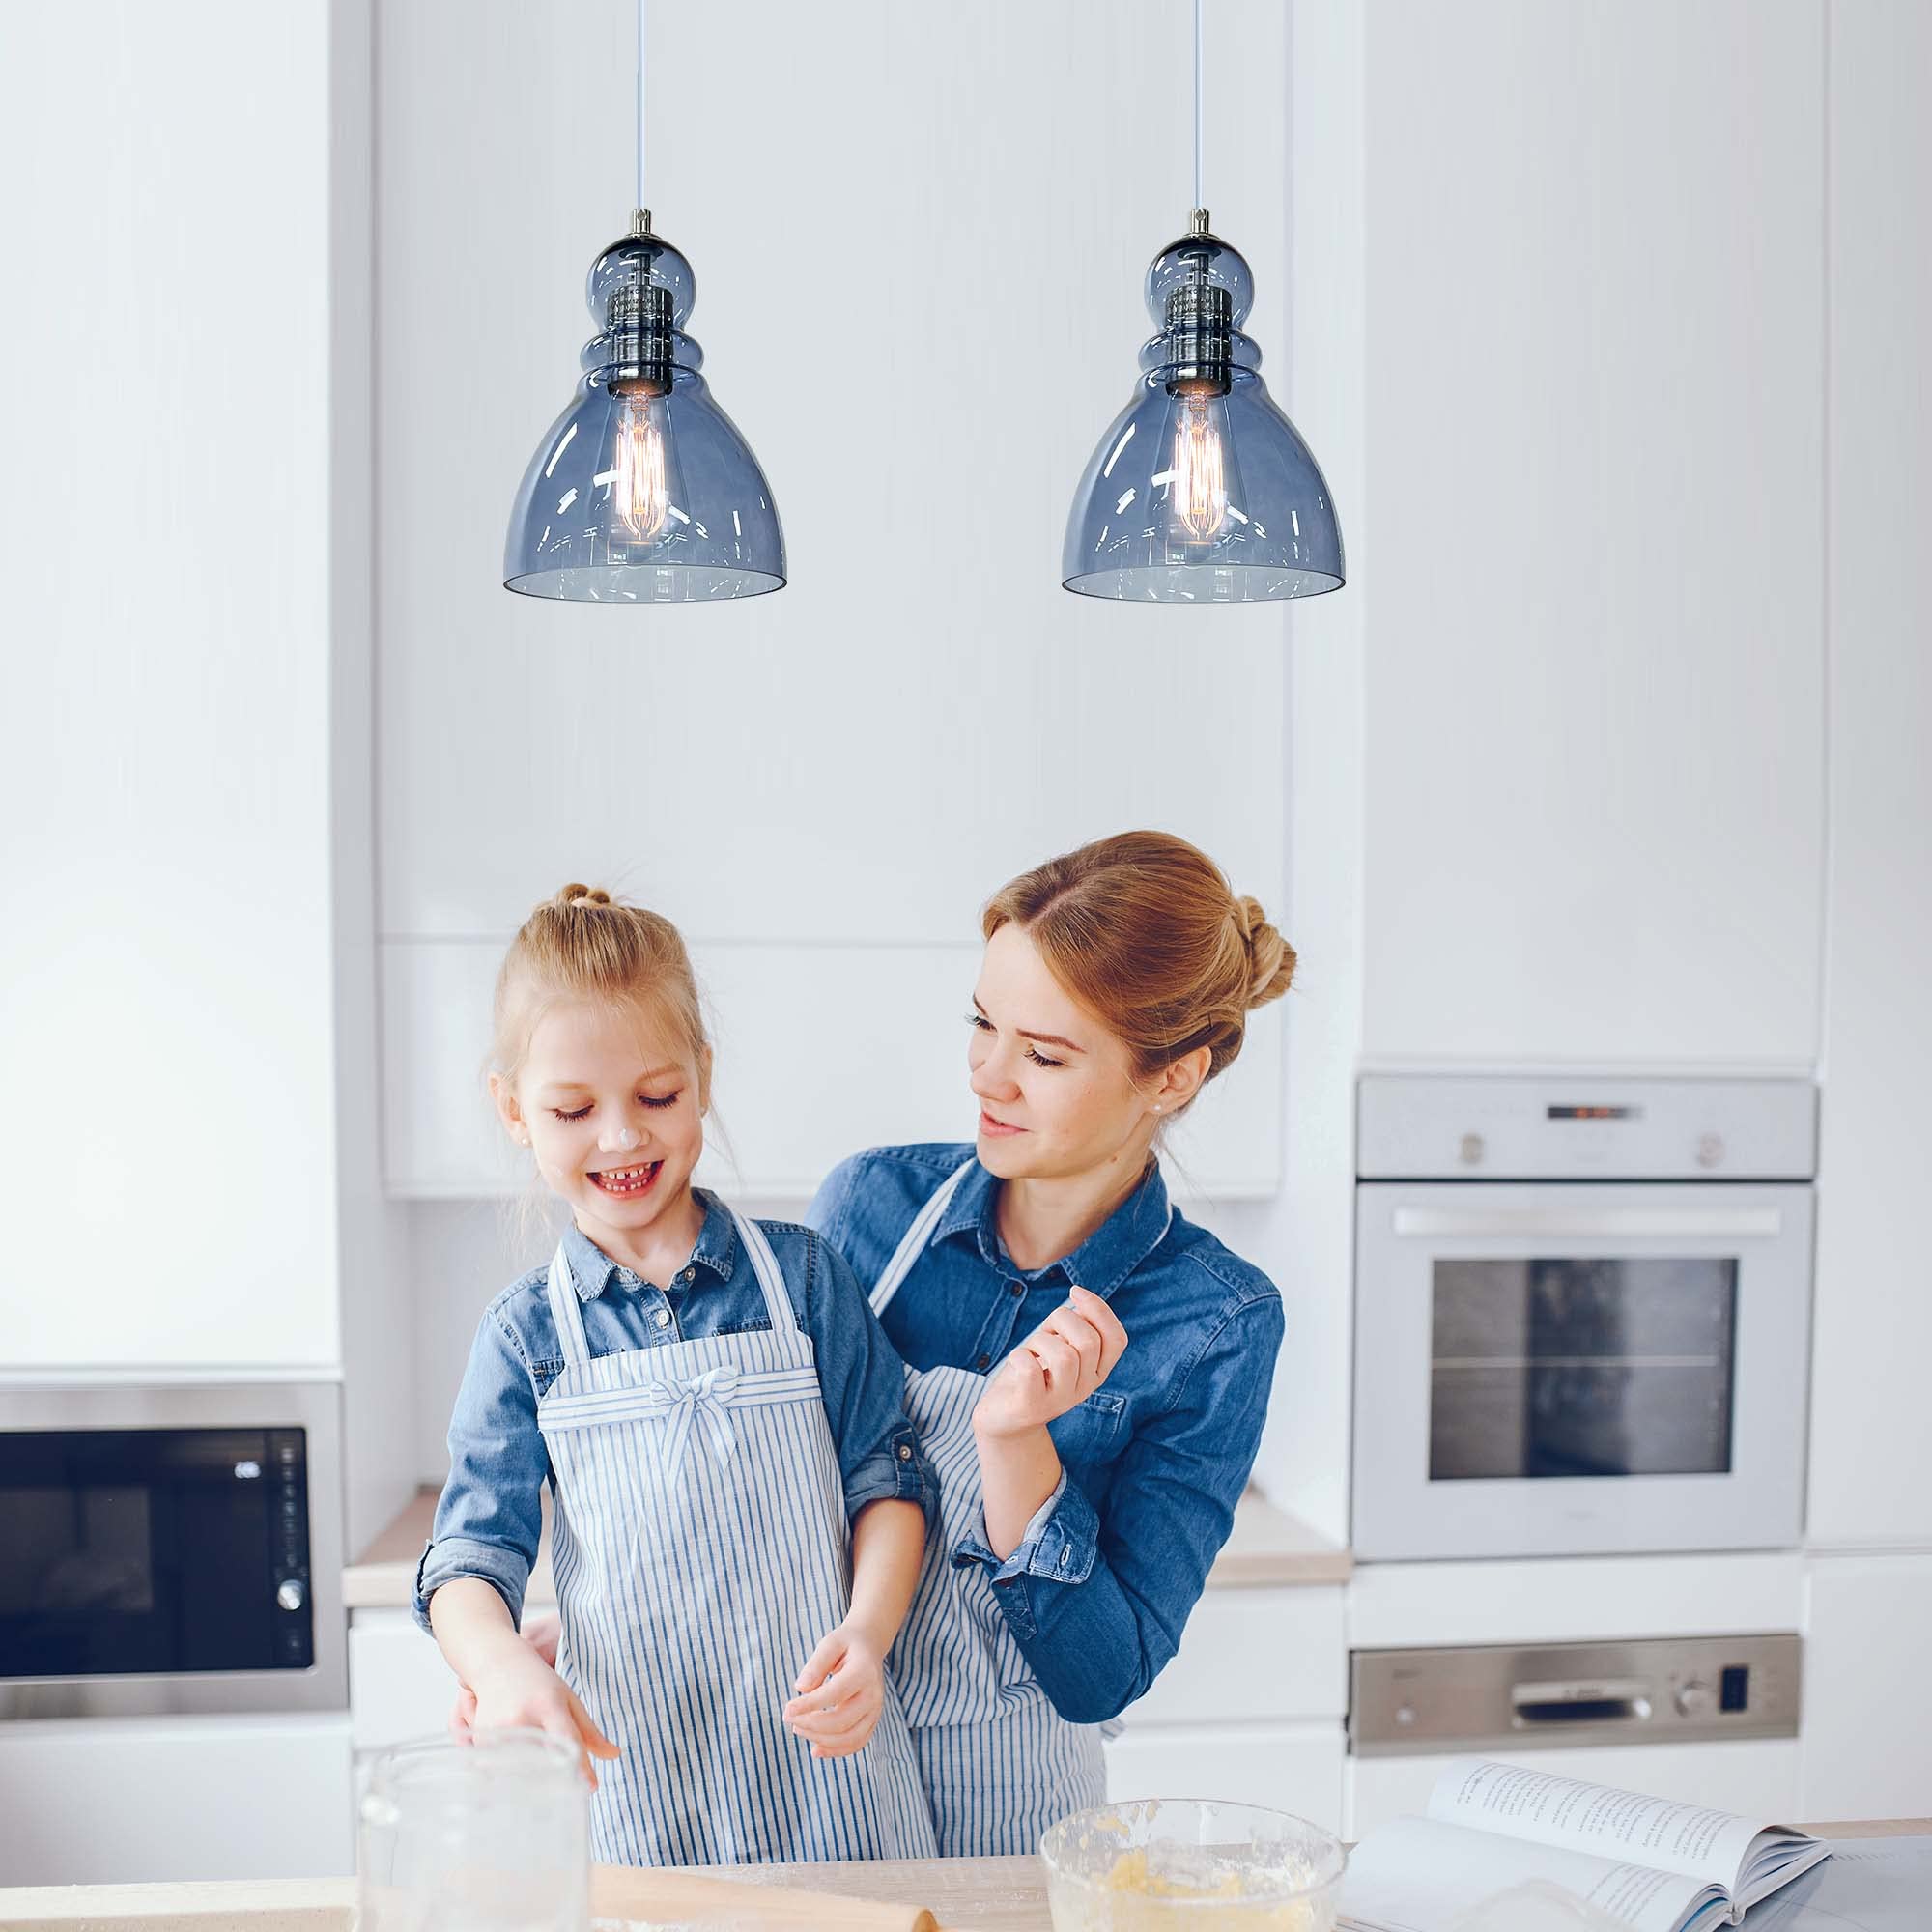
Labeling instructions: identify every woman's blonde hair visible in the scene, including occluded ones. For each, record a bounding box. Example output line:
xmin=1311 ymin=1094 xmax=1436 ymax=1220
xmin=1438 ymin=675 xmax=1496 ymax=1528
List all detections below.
xmin=981 ymin=832 xmax=1294 ymax=1099
xmin=491 ymin=883 xmax=709 ymax=1089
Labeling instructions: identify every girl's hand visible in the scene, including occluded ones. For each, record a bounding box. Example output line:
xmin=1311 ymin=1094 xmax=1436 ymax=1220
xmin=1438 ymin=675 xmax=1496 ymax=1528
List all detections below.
xmin=466 ymin=1633 xmax=620 ymax=1788
xmin=781 ymin=1620 xmax=888 ymax=1760
xmin=973 ymin=1287 xmax=1129 ymax=1439
xmin=448 ymin=1611 xmax=561 ymax=1743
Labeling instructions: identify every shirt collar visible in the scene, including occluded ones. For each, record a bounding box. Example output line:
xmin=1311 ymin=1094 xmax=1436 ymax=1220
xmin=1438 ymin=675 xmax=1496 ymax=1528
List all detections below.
xmin=934 ymin=1156 xmax=1174 ymax=1300
xmin=558 ymin=1189 xmax=739 ymax=1301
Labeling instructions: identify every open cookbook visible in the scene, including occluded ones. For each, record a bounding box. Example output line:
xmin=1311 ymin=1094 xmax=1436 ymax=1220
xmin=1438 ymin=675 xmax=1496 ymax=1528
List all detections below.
xmin=1339 ymin=1758 xmax=1832 ymax=1932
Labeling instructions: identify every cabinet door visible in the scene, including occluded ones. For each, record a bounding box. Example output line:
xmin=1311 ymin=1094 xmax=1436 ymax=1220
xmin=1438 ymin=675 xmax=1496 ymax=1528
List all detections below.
xmin=351 ymin=1606 xmax=465 ymax=1754
xmin=0 ymin=1715 xmax=353 ymax=1885
xmin=1802 ymin=1554 xmax=1932 ymax=1820
xmin=1125 ymin=1587 xmax=1347 ymax=1727
xmin=1105 ymin=1722 xmax=1344 ymax=1833
xmin=1355 ymin=0 xmax=1825 ymax=1065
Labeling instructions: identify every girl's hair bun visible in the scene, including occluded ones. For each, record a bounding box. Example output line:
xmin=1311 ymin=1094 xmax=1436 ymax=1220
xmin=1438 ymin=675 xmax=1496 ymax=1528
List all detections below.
xmin=554 ymin=883 xmax=611 ymax=908
xmin=1233 ymin=895 xmax=1296 ymax=1009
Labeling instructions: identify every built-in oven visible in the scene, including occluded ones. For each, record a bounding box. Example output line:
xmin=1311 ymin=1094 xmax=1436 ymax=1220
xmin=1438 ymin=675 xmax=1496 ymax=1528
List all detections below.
xmin=0 ymin=1382 xmax=344 ymax=1716
xmin=1351 ymin=1077 xmax=1815 ymax=1562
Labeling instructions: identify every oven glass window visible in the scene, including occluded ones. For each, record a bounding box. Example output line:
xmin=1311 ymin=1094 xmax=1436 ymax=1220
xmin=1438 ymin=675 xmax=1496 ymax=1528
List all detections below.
xmin=1430 ymin=1257 xmax=1738 ymax=1479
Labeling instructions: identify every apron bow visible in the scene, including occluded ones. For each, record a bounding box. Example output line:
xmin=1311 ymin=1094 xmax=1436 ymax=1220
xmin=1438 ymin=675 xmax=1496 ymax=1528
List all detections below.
xmin=644 ymin=1363 xmax=743 ymax=1473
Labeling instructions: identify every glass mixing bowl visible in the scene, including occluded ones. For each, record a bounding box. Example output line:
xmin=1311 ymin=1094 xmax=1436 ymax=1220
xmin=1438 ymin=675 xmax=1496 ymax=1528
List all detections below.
xmin=1041 ymin=1799 xmax=1347 ymax=1932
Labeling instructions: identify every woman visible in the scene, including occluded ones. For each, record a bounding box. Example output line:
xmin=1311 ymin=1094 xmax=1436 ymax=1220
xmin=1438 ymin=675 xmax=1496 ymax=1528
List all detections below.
xmin=798 ymin=830 xmax=1292 ymax=1852
xmin=457 ymin=830 xmax=1292 ymax=1855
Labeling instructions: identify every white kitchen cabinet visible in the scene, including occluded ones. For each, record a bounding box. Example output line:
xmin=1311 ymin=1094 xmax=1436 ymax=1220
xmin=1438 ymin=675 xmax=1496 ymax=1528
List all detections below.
xmin=369 ymin=1 xmax=1296 ymax=1201
xmin=1106 ymin=1723 xmax=1345 ymax=1833
xmin=0 ymin=1715 xmax=354 ymax=1886
xmin=1348 ymin=0 xmax=1826 ymax=1068
xmin=1805 ymin=0 xmax=1932 ymax=1548
xmin=350 ymin=1608 xmax=462 ymax=1757
xmin=1801 ymin=1553 xmax=1932 ymax=1821
xmin=0 ymin=5 xmax=345 ymax=1371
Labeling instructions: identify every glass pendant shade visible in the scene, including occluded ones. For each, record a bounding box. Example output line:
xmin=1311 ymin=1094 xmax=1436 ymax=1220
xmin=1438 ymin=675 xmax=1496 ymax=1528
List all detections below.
xmin=505 ymin=225 xmax=784 ymax=602
xmin=1063 ymin=224 xmax=1343 ymax=603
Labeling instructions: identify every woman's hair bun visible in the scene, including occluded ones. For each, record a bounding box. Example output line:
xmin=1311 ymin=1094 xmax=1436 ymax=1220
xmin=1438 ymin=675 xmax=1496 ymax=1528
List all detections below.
xmin=554 ymin=883 xmax=612 ymax=908
xmin=1233 ymin=895 xmax=1296 ymax=1009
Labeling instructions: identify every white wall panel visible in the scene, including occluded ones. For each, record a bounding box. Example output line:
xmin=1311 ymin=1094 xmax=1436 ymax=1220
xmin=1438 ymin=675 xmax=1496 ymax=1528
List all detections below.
xmin=1356 ymin=0 xmax=1826 ymax=1066
xmin=0 ymin=3 xmax=340 ymax=1369
xmin=374 ymin=0 xmax=1289 ymax=947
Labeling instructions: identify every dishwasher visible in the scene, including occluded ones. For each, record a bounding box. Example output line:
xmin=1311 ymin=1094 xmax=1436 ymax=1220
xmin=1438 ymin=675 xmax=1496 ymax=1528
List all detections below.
xmin=1346 ymin=1634 xmax=1804 ymax=1837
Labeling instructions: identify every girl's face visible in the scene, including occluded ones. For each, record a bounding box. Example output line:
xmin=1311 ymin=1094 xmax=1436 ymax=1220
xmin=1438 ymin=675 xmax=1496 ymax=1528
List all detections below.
xmin=967 ymin=923 xmax=1160 ymax=1183
xmin=494 ymin=997 xmax=710 ymax=1250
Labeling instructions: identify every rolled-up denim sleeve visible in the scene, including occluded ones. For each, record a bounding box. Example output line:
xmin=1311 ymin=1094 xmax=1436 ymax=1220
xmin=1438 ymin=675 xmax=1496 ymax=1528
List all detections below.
xmin=804 ymin=1229 xmax=938 ymax=1531
xmin=952 ymin=1293 xmax=1285 ymax=1723
xmin=412 ymin=1304 xmax=548 ymax=1635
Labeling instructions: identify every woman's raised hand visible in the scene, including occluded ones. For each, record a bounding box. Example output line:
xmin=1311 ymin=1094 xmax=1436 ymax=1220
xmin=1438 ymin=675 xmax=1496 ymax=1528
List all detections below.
xmin=974 ymin=1286 xmax=1129 ymax=1437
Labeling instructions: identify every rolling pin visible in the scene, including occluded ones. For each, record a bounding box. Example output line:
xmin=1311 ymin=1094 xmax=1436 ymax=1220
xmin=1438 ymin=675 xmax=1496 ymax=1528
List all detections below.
xmin=588 ymin=1862 xmax=941 ymax=1930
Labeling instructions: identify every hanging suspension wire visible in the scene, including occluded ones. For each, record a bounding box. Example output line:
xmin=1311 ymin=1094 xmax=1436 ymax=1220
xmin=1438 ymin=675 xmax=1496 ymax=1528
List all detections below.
xmin=1192 ymin=0 xmax=1204 ymax=212
xmin=635 ymin=0 xmax=647 ymax=214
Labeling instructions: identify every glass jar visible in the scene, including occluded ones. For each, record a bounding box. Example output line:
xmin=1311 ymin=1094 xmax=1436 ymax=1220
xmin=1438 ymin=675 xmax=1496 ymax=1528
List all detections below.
xmin=356 ymin=1730 xmax=588 ymax=1932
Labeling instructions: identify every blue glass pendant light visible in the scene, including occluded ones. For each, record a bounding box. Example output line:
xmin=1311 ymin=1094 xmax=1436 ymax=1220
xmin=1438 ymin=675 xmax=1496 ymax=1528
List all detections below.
xmin=504 ymin=1 xmax=783 ymax=602
xmin=1063 ymin=4 xmax=1343 ymax=603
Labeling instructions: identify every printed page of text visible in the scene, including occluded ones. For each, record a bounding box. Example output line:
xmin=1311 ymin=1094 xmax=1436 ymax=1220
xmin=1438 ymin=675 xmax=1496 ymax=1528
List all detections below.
xmin=1426 ymin=1757 xmax=1767 ymax=1888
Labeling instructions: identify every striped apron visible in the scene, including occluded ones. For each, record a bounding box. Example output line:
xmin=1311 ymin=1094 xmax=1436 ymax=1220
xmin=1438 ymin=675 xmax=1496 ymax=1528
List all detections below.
xmin=869 ymin=1161 xmax=1110 ymax=1856
xmin=537 ymin=1206 xmax=935 ymax=1866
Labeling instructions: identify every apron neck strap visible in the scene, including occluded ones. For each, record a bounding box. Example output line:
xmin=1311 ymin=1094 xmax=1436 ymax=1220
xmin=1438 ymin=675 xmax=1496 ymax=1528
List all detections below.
xmin=726 ymin=1207 xmax=800 ymax=1336
xmin=869 ymin=1159 xmax=976 ymax=1317
xmin=544 ymin=1243 xmax=595 ymax=1373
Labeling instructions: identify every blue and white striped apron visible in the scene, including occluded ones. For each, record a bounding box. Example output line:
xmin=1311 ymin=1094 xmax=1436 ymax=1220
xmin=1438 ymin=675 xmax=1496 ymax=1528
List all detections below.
xmin=536 ymin=1206 xmax=935 ymax=1866
xmin=869 ymin=1161 xmax=1111 ymax=1856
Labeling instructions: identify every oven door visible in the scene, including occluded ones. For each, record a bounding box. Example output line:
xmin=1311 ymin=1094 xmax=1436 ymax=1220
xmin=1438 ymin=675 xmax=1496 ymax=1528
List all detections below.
xmin=0 ymin=1383 xmax=344 ymax=1716
xmin=1351 ymin=1183 xmax=1811 ymax=1560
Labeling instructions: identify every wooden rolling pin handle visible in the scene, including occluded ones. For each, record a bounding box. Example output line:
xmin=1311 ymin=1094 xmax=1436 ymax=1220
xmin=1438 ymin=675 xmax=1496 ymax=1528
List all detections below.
xmin=589 ymin=1863 xmax=940 ymax=1931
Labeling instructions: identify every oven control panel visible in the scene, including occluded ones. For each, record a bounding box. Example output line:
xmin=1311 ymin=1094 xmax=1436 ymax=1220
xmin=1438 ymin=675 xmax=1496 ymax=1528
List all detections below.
xmin=267 ymin=1429 xmax=313 ymax=1668
xmin=1358 ymin=1076 xmax=1816 ymax=1180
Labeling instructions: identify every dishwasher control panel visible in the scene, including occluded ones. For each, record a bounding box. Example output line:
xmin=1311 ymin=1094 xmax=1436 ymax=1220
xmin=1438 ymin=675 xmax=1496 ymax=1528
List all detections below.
xmin=1350 ymin=1634 xmax=1802 ymax=1756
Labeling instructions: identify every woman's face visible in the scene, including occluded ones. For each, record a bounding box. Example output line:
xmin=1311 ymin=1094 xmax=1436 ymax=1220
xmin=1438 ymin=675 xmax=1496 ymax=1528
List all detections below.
xmin=967 ymin=923 xmax=1158 ymax=1183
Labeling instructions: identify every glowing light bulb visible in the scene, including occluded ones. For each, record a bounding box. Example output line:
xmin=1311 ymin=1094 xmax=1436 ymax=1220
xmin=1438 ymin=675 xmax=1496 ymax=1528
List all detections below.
xmin=1171 ymin=387 xmax=1229 ymax=544
xmin=612 ymin=390 xmax=670 ymax=543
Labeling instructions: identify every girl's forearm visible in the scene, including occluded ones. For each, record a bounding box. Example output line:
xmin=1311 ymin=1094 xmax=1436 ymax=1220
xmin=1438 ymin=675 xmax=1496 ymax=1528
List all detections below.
xmin=843 ymin=1498 xmax=926 ymax=1646
xmin=428 ymin=1576 xmax=527 ymax=1683
xmin=972 ymin=1419 xmax=1063 ymax=1560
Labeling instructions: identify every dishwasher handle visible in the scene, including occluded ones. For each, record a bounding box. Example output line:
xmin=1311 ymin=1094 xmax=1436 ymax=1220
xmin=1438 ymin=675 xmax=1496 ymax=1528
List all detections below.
xmin=1511 ymin=1677 xmax=1654 ymax=1728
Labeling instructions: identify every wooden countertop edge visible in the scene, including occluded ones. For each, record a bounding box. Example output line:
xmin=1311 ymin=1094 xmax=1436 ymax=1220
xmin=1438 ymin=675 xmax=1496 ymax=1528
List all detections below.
xmin=342 ymin=1485 xmax=1351 ymax=1609
xmin=5 ymin=1832 xmax=1928 ymax=1924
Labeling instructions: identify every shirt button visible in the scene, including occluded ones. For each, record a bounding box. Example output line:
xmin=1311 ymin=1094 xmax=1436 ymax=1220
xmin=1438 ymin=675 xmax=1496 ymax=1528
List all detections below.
xmin=1058 ymin=1548 xmax=1070 ymax=1571
xmin=1009 ymin=1283 xmax=1023 ymax=1299
xmin=682 ymin=1267 xmax=695 ymax=1283
xmin=654 ymin=1308 xmax=672 ymax=1329
xmin=896 ymin=1444 xmax=913 ymax=1462
xmin=976 ymin=1354 xmax=991 ymax=1371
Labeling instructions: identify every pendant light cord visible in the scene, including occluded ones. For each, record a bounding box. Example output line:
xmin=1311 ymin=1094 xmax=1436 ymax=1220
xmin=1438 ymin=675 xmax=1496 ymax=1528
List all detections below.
xmin=1192 ymin=0 xmax=1204 ymax=211
xmin=635 ymin=0 xmax=647 ymax=213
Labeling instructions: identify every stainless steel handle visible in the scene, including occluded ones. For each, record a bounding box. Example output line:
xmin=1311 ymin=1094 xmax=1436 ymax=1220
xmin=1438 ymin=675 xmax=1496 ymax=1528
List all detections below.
xmin=1391 ymin=1207 xmax=1783 ymax=1240
xmin=1512 ymin=1677 xmax=1653 ymax=1725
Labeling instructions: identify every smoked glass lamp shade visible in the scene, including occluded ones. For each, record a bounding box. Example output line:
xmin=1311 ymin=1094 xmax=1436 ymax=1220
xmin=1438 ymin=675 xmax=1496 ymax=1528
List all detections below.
xmin=1063 ymin=226 xmax=1343 ymax=604
xmin=505 ymin=227 xmax=784 ymax=603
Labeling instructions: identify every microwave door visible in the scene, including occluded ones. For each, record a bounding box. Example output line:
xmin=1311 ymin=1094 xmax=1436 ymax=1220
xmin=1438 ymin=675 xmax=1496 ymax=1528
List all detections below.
xmin=1352 ymin=1184 xmax=1812 ymax=1561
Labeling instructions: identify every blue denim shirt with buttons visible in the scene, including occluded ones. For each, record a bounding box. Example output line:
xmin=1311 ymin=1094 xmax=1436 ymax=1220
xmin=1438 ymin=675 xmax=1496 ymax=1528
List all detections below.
xmin=413 ymin=1191 xmax=936 ymax=1633
xmin=807 ymin=1143 xmax=1285 ymax=1727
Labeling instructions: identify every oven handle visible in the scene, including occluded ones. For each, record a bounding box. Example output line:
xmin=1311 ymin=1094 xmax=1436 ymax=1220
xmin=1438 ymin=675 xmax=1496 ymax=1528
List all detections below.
xmin=1391 ymin=1207 xmax=1784 ymax=1240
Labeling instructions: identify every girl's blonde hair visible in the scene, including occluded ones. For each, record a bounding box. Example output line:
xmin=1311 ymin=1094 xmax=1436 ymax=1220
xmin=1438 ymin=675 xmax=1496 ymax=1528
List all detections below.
xmin=491 ymin=883 xmax=709 ymax=1088
xmin=981 ymin=832 xmax=1294 ymax=1100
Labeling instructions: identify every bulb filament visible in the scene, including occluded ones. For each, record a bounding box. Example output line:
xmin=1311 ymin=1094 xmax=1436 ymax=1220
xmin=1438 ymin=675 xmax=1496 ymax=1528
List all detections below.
xmin=1172 ymin=390 xmax=1228 ymax=544
xmin=613 ymin=393 xmax=670 ymax=543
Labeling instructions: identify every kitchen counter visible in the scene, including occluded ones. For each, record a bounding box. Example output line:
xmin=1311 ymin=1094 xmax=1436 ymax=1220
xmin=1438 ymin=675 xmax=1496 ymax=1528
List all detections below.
xmin=343 ymin=1485 xmax=1350 ymax=1610
xmin=4 ymin=1825 xmax=1926 ymax=1931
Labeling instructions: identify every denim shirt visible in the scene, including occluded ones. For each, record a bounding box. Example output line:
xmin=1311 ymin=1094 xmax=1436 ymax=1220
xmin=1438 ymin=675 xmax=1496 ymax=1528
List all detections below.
xmin=413 ymin=1192 xmax=936 ymax=1634
xmin=807 ymin=1143 xmax=1286 ymax=1727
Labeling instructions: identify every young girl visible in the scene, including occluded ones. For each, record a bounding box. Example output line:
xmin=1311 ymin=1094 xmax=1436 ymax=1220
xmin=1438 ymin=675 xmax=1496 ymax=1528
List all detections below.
xmin=414 ymin=885 xmax=938 ymax=1866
